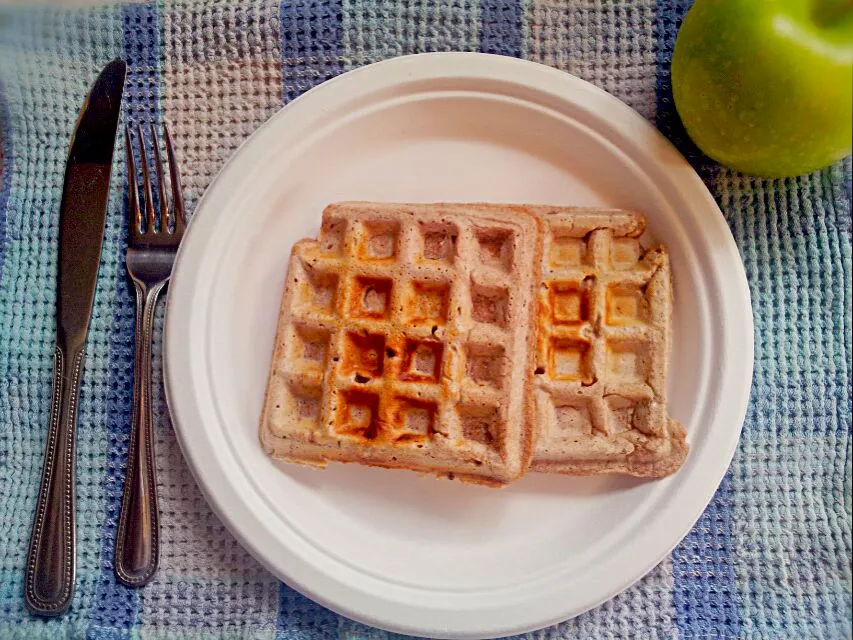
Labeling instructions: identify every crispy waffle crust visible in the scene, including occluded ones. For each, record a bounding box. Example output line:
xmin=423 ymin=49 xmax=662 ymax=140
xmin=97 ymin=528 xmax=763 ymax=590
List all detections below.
xmin=260 ymin=202 xmax=688 ymax=484
xmin=531 ymin=209 xmax=687 ymax=477
xmin=259 ymin=202 xmax=544 ymax=486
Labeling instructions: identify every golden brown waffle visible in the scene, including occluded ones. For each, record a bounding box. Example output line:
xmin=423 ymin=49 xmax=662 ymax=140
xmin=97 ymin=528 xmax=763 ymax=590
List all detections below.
xmin=259 ymin=202 xmax=543 ymax=486
xmin=531 ymin=209 xmax=688 ymax=477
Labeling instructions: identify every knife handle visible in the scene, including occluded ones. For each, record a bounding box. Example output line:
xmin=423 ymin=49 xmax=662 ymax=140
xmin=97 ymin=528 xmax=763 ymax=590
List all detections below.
xmin=114 ymin=281 xmax=163 ymax=587
xmin=25 ymin=344 xmax=84 ymax=616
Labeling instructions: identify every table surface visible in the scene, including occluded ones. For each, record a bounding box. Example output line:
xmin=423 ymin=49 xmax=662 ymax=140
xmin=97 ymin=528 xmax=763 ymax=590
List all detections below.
xmin=0 ymin=1 xmax=850 ymax=639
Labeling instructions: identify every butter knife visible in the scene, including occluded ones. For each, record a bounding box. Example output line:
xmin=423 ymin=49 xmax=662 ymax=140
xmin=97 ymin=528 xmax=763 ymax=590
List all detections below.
xmin=24 ymin=59 xmax=127 ymax=616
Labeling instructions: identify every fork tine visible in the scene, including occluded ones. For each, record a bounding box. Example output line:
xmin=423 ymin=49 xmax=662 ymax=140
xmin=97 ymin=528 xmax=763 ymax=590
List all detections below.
xmin=125 ymin=126 xmax=141 ymax=235
xmin=137 ymin=124 xmax=157 ymax=232
xmin=163 ymin=124 xmax=186 ymax=233
xmin=149 ymin=123 xmax=169 ymax=232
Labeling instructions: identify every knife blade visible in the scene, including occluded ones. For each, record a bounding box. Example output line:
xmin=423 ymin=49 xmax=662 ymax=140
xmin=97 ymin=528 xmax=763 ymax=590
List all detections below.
xmin=25 ymin=59 xmax=126 ymax=616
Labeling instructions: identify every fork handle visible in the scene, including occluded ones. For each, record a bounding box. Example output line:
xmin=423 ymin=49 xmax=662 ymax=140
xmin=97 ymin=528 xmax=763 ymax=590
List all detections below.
xmin=25 ymin=343 xmax=84 ymax=615
xmin=115 ymin=280 xmax=165 ymax=587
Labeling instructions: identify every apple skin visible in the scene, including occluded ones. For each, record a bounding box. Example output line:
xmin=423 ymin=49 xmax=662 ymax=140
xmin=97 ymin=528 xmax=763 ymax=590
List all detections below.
xmin=671 ymin=0 xmax=852 ymax=177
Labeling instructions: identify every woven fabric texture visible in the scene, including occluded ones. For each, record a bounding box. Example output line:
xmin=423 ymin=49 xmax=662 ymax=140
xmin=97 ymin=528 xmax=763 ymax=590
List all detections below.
xmin=0 ymin=1 xmax=850 ymax=638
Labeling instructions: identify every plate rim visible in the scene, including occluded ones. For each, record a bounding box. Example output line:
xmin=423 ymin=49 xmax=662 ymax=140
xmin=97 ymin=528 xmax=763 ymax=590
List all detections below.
xmin=164 ymin=51 xmax=754 ymax=638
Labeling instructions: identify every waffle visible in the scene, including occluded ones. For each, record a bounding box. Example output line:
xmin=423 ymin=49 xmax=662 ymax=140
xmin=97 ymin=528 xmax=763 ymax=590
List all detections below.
xmin=259 ymin=202 xmax=543 ymax=486
xmin=530 ymin=209 xmax=688 ymax=477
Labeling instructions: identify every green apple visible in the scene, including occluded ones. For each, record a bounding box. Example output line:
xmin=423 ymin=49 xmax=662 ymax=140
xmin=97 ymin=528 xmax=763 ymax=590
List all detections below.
xmin=672 ymin=0 xmax=853 ymax=177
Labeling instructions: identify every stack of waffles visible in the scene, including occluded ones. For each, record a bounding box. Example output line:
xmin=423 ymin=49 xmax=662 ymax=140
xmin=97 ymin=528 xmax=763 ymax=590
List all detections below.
xmin=260 ymin=202 xmax=688 ymax=486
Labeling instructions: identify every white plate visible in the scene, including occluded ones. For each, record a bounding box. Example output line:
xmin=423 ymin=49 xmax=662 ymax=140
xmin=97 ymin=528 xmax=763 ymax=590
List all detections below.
xmin=164 ymin=53 xmax=753 ymax=639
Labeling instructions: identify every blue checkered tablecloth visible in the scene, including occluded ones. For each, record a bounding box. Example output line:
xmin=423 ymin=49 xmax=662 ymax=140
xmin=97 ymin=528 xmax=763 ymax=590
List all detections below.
xmin=0 ymin=1 xmax=850 ymax=638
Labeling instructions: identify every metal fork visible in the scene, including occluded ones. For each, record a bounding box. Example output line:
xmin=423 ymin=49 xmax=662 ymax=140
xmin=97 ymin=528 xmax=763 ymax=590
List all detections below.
xmin=115 ymin=124 xmax=185 ymax=587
